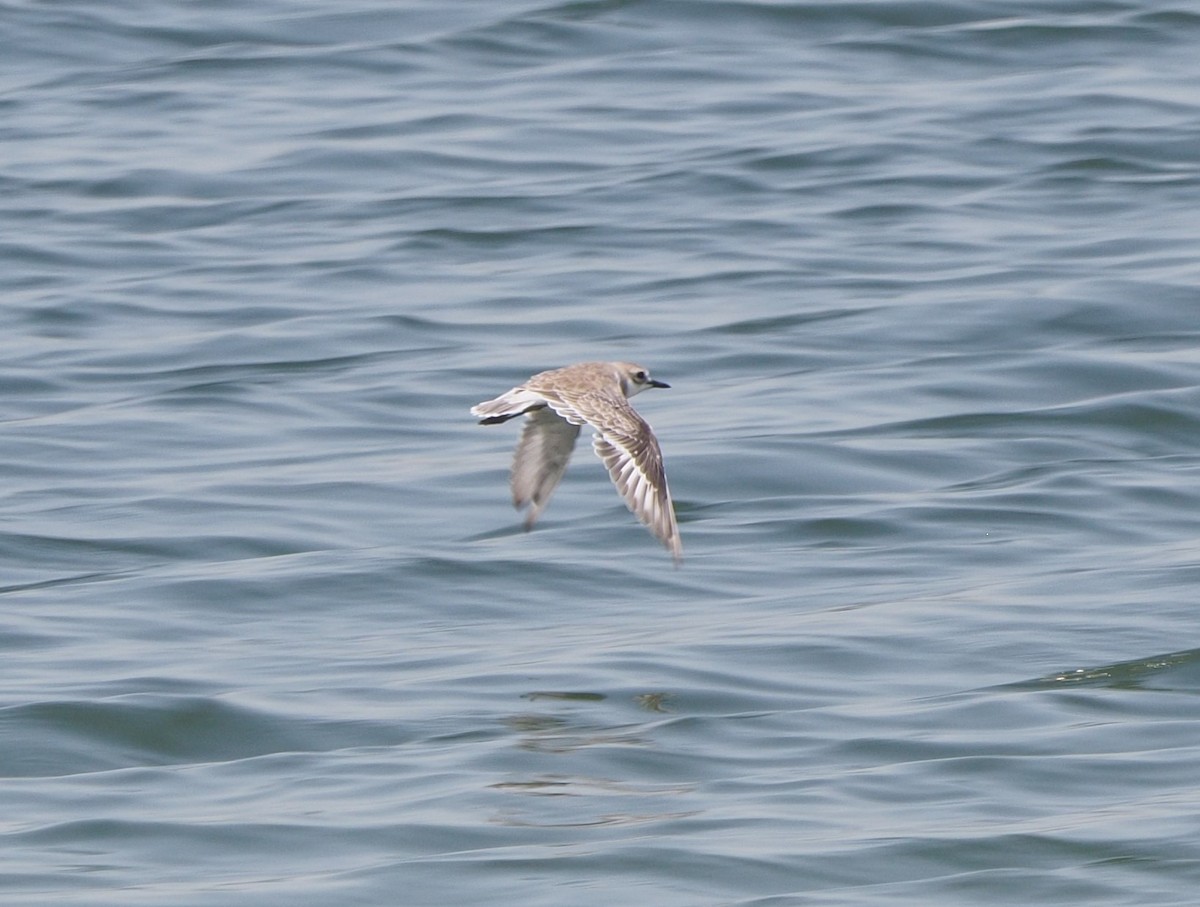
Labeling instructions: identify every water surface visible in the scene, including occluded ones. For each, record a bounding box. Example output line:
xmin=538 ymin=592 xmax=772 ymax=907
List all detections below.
xmin=4 ymin=0 xmax=1200 ymax=904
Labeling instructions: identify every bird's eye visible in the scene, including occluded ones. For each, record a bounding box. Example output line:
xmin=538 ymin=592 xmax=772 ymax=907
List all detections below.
xmin=635 ymin=370 xmax=647 ymax=382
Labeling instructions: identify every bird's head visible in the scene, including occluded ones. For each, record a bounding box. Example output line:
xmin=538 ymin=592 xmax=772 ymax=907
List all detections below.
xmin=616 ymin=362 xmax=670 ymax=398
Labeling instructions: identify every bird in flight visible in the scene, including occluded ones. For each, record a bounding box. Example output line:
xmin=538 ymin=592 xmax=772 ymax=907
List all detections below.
xmin=471 ymin=361 xmax=681 ymax=562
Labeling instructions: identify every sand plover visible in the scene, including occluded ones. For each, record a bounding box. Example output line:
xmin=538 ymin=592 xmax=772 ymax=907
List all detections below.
xmin=472 ymin=361 xmax=682 ymax=562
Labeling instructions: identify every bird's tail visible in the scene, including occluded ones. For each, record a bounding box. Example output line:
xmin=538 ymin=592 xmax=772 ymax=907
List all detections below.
xmin=470 ymin=388 xmax=545 ymax=424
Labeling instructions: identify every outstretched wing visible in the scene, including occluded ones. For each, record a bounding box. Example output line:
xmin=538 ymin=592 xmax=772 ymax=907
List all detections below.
xmin=545 ymin=390 xmax=681 ymax=561
xmin=511 ymin=407 xmax=581 ymax=528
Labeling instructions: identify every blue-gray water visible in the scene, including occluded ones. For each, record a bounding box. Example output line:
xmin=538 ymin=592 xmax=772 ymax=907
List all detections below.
xmin=4 ymin=0 xmax=1200 ymax=903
